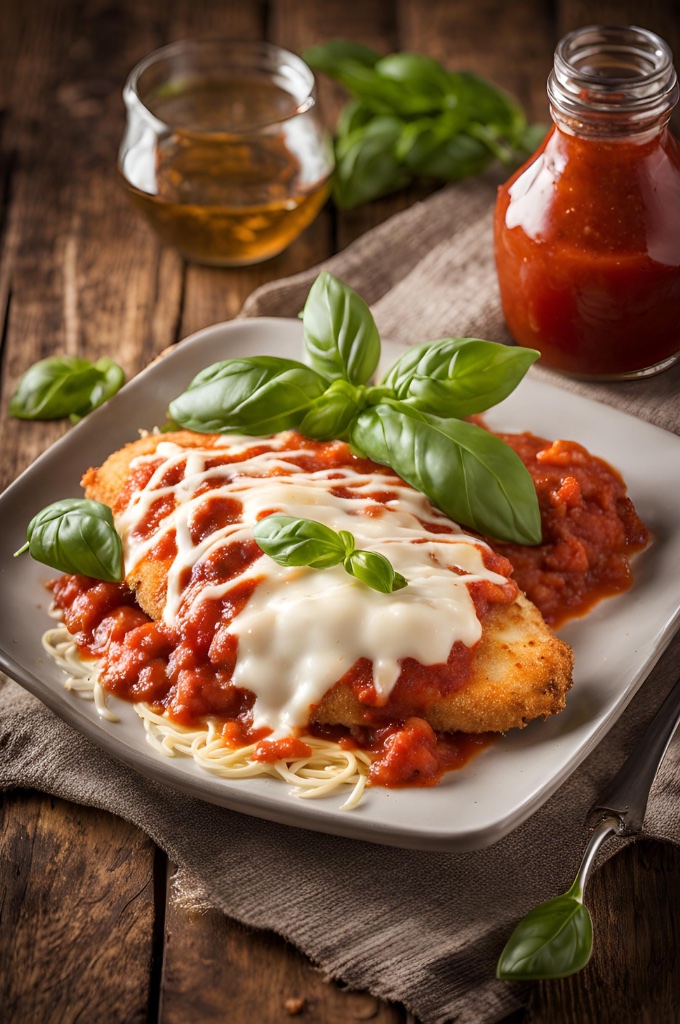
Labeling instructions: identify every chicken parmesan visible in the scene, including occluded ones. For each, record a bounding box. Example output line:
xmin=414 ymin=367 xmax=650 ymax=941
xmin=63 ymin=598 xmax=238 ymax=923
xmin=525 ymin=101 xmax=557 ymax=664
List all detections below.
xmin=43 ymin=429 xmax=575 ymax=805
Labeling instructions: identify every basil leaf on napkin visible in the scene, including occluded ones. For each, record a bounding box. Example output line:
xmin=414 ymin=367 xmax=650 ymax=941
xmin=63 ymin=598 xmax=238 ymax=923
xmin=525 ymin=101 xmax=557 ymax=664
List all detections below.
xmin=9 ymin=356 xmax=125 ymax=422
xmin=16 ymin=499 xmax=124 ymax=582
xmin=302 ymin=272 xmax=381 ymax=385
xmin=169 ymin=356 xmax=327 ymax=434
xmin=496 ymin=888 xmax=593 ymax=980
xmin=350 ymin=402 xmax=541 ymax=544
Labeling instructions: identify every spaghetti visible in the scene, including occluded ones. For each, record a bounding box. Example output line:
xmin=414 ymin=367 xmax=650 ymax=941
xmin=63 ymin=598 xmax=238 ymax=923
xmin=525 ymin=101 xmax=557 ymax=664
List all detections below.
xmin=42 ymin=620 xmax=371 ymax=810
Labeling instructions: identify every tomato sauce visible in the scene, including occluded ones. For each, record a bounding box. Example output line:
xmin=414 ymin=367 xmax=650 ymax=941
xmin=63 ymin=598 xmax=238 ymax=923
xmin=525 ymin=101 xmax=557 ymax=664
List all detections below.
xmin=493 ymin=432 xmax=648 ymax=626
xmin=495 ymin=126 xmax=680 ymax=376
xmin=50 ymin=429 xmax=646 ymax=789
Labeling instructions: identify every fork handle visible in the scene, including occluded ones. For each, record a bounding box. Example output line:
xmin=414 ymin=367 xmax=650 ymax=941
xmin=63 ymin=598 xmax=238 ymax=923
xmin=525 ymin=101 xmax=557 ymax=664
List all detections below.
xmin=592 ymin=673 xmax=680 ymax=832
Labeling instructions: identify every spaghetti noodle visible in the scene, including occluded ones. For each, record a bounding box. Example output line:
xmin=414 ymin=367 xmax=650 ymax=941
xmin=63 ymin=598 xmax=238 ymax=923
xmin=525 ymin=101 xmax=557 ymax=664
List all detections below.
xmin=42 ymin=620 xmax=371 ymax=810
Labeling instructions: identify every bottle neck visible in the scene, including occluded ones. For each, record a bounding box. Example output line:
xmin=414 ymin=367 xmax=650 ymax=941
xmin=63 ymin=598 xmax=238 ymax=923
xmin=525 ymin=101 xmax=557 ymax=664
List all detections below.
xmin=548 ymin=25 xmax=679 ymax=140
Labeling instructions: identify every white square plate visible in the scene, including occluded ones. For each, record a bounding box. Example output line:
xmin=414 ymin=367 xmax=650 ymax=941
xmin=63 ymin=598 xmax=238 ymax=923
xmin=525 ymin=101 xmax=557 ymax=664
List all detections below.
xmin=1 ymin=318 xmax=679 ymax=851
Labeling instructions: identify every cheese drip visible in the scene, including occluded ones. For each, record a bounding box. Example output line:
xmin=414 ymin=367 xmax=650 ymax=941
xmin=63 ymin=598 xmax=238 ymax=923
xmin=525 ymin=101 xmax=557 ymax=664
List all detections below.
xmin=116 ymin=433 xmax=512 ymax=737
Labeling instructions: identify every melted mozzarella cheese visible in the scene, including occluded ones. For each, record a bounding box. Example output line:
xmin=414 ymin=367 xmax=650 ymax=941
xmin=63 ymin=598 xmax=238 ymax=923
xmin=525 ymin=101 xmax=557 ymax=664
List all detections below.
xmin=116 ymin=433 xmax=512 ymax=737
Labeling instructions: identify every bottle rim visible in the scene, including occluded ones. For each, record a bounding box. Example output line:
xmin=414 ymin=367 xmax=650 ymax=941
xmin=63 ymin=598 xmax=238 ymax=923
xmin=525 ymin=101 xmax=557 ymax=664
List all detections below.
xmin=548 ymin=24 xmax=679 ymax=133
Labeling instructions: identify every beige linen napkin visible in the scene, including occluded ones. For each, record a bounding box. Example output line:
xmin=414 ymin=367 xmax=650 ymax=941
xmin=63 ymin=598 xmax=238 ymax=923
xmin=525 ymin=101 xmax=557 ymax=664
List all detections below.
xmin=2 ymin=181 xmax=679 ymax=1024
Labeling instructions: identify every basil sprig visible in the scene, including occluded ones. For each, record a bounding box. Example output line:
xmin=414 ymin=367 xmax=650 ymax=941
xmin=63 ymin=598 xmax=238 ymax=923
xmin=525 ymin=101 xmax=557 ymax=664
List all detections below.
xmin=303 ymin=42 xmax=545 ymax=208
xmin=253 ymin=515 xmax=407 ymax=594
xmin=15 ymin=499 xmax=124 ymax=582
xmin=496 ymin=878 xmax=593 ymax=980
xmin=10 ymin=356 xmax=125 ymax=423
xmin=168 ymin=272 xmax=541 ymax=545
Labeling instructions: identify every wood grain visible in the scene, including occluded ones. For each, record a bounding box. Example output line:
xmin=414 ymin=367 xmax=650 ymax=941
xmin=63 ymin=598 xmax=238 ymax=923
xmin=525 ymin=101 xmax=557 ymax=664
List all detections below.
xmin=0 ymin=790 xmax=158 ymax=1024
xmin=1 ymin=1 xmax=680 ymax=1023
xmin=161 ymin=870 xmax=404 ymax=1024
xmin=530 ymin=840 xmax=680 ymax=1024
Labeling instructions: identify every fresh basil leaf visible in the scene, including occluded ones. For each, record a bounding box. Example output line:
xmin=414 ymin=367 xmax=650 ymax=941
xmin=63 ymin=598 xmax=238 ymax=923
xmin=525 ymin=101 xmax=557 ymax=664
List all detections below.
xmin=169 ymin=356 xmax=327 ymax=434
xmin=303 ymin=41 xmax=380 ymax=78
xmin=20 ymin=498 xmax=124 ymax=582
xmin=336 ymin=99 xmax=374 ymax=138
xmin=386 ymin=338 xmax=540 ymax=417
xmin=253 ymin=515 xmax=346 ymax=569
xmin=450 ymin=71 xmax=525 ymax=136
xmin=374 ymin=53 xmax=454 ymax=108
xmin=409 ymin=131 xmax=492 ymax=180
xmin=333 ymin=117 xmax=411 ymax=208
xmin=381 ymin=341 xmax=435 ymax=395
xmin=467 ymin=122 xmax=516 ymax=165
xmin=395 ymin=114 xmax=463 ymax=169
xmin=338 ymin=530 xmax=355 ymax=558
xmin=299 ymin=379 xmax=365 ymax=441
xmin=517 ymin=121 xmax=549 ymax=156
xmin=69 ymin=358 xmax=126 ymax=423
xmin=350 ymin=402 xmax=541 ymax=544
xmin=9 ymin=356 xmax=125 ymax=421
xmin=302 ymin=272 xmax=381 ymax=386
xmin=345 ymin=549 xmax=408 ymax=593
xmin=496 ymin=894 xmax=593 ymax=980
xmin=253 ymin=516 xmax=407 ymax=594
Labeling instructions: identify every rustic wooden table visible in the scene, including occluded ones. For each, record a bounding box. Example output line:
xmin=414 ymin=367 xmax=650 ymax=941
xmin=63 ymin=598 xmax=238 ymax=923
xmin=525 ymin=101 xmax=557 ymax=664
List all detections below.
xmin=2 ymin=1 xmax=679 ymax=1021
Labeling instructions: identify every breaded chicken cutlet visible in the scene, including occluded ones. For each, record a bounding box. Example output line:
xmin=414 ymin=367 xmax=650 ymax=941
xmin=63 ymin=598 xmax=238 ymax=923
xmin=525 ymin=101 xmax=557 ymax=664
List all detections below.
xmin=83 ymin=430 xmax=573 ymax=736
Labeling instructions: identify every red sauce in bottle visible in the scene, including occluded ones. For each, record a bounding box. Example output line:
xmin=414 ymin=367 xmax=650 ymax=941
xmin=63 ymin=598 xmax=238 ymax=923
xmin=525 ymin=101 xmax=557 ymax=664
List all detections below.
xmin=495 ymin=25 xmax=680 ymax=379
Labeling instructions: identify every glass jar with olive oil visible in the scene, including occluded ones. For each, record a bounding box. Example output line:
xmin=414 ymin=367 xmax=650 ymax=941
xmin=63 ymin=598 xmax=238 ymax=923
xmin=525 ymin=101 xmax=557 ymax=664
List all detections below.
xmin=119 ymin=40 xmax=334 ymax=266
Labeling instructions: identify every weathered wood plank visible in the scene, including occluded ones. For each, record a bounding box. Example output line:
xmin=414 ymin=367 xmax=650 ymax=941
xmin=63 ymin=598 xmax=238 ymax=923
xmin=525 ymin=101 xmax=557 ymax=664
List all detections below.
xmin=0 ymin=0 xmax=186 ymax=490
xmin=0 ymin=790 xmax=158 ymax=1024
xmin=400 ymin=0 xmax=554 ymax=120
xmin=161 ymin=874 xmax=405 ymax=1024
xmin=529 ymin=840 xmax=680 ymax=1023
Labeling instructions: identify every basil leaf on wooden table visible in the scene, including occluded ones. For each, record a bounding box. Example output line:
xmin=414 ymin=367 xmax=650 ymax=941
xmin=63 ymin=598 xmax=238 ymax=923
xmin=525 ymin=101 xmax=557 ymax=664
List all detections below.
xmin=350 ymin=402 xmax=541 ymax=545
xmin=496 ymin=884 xmax=593 ymax=980
xmin=253 ymin=515 xmax=407 ymax=594
xmin=302 ymin=271 xmax=380 ymax=385
xmin=16 ymin=499 xmax=124 ymax=582
xmin=383 ymin=338 xmax=540 ymax=417
xmin=9 ymin=356 xmax=125 ymax=421
xmin=169 ymin=356 xmax=327 ymax=434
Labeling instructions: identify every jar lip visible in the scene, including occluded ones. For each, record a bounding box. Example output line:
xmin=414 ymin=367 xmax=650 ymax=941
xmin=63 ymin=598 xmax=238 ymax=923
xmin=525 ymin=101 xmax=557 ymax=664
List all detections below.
xmin=548 ymin=24 xmax=679 ymax=132
xmin=554 ymin=24 xmax=674 ymax=92
xmin=123 ymin=38 xmax=317 ymax=135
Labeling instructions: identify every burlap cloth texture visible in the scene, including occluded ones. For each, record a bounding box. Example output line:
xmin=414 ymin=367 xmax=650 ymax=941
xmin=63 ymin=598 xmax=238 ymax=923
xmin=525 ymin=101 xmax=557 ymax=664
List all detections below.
xmin=2 ymin=180 xmax=679 ymax=1024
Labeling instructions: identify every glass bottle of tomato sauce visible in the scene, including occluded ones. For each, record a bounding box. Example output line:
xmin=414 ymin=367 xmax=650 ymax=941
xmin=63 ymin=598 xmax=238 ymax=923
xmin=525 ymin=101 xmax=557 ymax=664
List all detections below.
xmin=494 ymin=25 xmax=680 ymax=379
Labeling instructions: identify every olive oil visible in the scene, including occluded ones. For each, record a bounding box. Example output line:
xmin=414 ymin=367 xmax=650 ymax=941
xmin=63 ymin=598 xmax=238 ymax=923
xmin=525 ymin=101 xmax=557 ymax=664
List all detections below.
xmin=121 ymin=77 xmax=332 ymax=265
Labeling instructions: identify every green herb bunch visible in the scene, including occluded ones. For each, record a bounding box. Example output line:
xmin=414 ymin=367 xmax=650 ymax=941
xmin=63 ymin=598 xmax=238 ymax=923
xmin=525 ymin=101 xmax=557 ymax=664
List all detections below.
xmin=302 ymin=42 xmax=546 ymax=208
xmin=170 ymin=272 xmax=541 ymax=545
